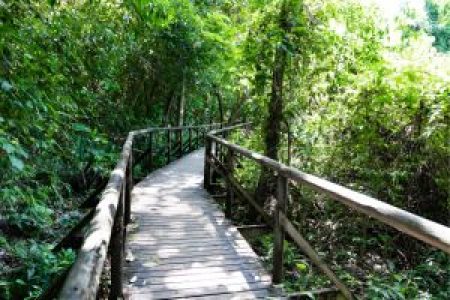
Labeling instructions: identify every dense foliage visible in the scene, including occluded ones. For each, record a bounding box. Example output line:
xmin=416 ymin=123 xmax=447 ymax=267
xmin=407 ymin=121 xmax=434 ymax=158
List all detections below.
xmin=0 ymin=1 xmax=232 ymax=298
xmin=230 ymin=0 xmax=449 ymax=297
xmin=0 ymin=0 xmax=448 ymax=299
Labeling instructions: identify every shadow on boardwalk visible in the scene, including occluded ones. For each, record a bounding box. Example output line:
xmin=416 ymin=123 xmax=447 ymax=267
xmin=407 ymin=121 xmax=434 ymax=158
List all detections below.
xmin=123 ymin=150 xmax=271 ymax=299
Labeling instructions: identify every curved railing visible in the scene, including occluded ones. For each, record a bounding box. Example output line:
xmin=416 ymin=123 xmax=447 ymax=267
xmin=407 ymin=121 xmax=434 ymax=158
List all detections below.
xmin=204 ymin=124 xmax=450 ymax=299
xmin=57 ymin=124 xmax=220 ymax=300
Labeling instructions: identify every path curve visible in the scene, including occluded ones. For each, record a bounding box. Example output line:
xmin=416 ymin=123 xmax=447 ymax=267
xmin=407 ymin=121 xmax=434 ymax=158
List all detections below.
xmin=124 ymin=149 xmax=271 ymax=299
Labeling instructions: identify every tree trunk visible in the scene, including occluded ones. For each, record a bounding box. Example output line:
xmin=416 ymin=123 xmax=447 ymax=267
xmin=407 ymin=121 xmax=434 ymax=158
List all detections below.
xmin=227 ymin=88 xmax=249 ymax=125
xmin=179 ymin=74 xmax=186 ymax=127
xmin=205 ymin=93 xmax=211 ymax=124
xmin=163 ymin=90 xmax=176 ymax=127
xmin=214 ymin=89 xmax=224 ymax=125
xmin=254 ymin=1 xmax=291 ymax=218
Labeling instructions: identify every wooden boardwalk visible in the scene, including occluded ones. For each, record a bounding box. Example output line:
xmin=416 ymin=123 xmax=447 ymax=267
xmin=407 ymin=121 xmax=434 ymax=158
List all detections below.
xmin=124 ymin=149 xmax=271 ymax=299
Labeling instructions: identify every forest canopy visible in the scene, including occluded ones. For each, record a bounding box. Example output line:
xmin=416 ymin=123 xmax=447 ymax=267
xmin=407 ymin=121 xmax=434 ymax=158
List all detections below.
xmin=0 ymin=0 xmax=449 ymax=299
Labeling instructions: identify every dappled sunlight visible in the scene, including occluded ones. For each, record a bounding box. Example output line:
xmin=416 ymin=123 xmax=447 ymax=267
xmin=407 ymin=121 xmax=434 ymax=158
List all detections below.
xmin=123 ymin=149 xmax=270 ymax=298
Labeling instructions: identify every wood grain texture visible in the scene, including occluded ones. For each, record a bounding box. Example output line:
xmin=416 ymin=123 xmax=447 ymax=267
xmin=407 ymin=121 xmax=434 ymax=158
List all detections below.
xmin=124 ymin=149 xmax=271 ymax=299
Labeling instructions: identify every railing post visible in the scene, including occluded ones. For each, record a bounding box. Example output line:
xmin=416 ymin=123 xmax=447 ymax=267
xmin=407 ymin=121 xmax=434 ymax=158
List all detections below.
xmin=202 ymin=128 xmax=206 ymax=147
xmin=167 ymin=129 xmax=171 ymax=164
xmin=178 ymin=128 xmax=183 ymax=158
xmin=110 ymin=184 xmax=125 ymax=299
xmin=273 ymin=175 xmax=288 ymax=284
xmin=124 ymin=153 xmax=132 ymax=225
xmin=148 ymin=131 xmax=153 ymax=171
xmin=204 ymin=136 xmax=212 ymax=192
xmin=188 ymin=128 xmax=192 ymax=152
xmin=210 ymin=140 xmax=219 ymax=189
xmin=225 ymin=149 xmax=235 ymax=218
xmin=195 ymin=128 xmax=199 ymax=149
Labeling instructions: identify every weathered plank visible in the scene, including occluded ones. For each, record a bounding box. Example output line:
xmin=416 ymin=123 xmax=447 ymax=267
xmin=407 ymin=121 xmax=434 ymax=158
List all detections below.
xmin=125 ymin=254 xmax=261 ymax=268
xmin=125 ymin=281 xmax=271 ymax=298
xmin=126 ymin=262 xmax=266 ymax=275
xmin=125 ymin=282 xmax=271 ymax=298
xmin=124 ymin=149 xmax=271 ymax=299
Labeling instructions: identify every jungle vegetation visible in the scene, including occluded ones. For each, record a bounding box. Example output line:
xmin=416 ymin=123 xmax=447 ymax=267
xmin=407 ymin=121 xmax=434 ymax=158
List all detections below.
xmin=0 ymin=0 xmax=449 ymax=299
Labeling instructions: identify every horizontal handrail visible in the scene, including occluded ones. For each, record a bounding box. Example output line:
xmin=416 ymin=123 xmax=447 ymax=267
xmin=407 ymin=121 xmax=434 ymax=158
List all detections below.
xmin=58 ymin=123 xmax=220 ymax=300
xmin=59 ymin=132 xmax=134 ymax=299
xmin=132 ymin=123 xmax=221 ymax=136
xmin=207 ymin=131 xmax=450 ymax=254
xmin=208 ymin=122 xmax=251 ymax=136
xmin=205 ymin=123 xmax=450 ymax=299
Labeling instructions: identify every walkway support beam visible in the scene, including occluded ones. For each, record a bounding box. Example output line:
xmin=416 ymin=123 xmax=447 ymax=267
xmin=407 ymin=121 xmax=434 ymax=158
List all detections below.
xmin=272 ymin=175 xmax=287 ymax=284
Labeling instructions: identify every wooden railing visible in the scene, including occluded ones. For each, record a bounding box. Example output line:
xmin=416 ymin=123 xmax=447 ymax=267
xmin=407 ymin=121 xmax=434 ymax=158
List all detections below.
xmin=204 ymin=124 xmax=450 ymax=299
xmin=57 ymin=124 xmax=220 ymax=300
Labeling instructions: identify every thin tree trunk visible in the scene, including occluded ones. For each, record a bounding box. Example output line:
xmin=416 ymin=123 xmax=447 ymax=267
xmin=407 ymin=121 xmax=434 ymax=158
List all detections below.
xmin=163 ymin=90 xmax=175 ymax=127
xmin=205 ymin=93 xmax=211 ymax=124
xmin=179 ymin=74 xmax=186 ymax=126
xmin=215 ymin=89 xmax=224 ymax=125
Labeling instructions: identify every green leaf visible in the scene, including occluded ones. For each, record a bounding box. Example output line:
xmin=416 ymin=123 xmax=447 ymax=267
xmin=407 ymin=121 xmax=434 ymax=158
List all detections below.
xmin=72 ymin=123 xmax=91 ymax=133
xmin=10 ymin=156 xmax=25 ymax=171
xmin=1 ymin=143 xmax=15 ymax=154
xmin=296 ymin=262 xmax=308 ymax=272
xmin=0 ymin=80 xmax=13 ymax=92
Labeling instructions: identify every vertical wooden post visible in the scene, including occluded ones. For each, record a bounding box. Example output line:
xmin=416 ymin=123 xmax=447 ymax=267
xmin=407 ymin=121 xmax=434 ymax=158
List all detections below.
xmin=210 ymin=140 xmax=219 ymax=190
xmin=215 ymin=140 xmax=219 ymax=160
xmin=167 ymin=129 xmax=171 ymax=164
xmin=188 ymin=128 xmax=192 ymax=152
xmin=178 ymin=129 xmax=183 ymax=158
xmin=204 ymin=137 xmax=212 ymax=192
xmin=195 ymin=128 xmax=199 ymax=149
xmin=110 ymin=185 xmax=124 ymax=299
xmin=124 ymin=154 xmax=132 ymax=225
xmin=287 ymin=128 xmax=292 ymax=166
xmin=202 ymin=128 xmax=206 ymax=147
xmin=273 ymin=175 xmax=288 ymax=284
xmin=225 ymin=150 xmax=235 ymax=218
xmin=148 ymin=132 xmax=153 ymax=171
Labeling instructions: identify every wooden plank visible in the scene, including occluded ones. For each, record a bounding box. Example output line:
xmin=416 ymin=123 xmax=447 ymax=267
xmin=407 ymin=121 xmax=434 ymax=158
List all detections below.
xmin=128 ymin=243 xmax=259 ymax=254
xmin=125 ymin=255 xmax=262 ymax=269
xmin=126 ymin=253 xmax=258 ymax=264
xmin=128 ymin=249 xmax=259 ymax=261
xmin=126 ymin=269 xmax=270 ymax=286
xmin=127 ymin=239 xmax=249 ymax=248
xmin=131 ymin=214 xmax=226 ymax=220
xmin=126 ymin=287 xmax=269 ymax=300
xmin=127 ymin=237 xmax=229 ymax=246
xmin=131 ymin=217 xmax=229 ymax=225
xmin=125 ymin=261 xmax=266 ymax=273
xmin=128 ymin=225 xmax=243 ymax=237
xmin=127 ymin=289 xmax=268 ymax=300
xmin=177 ymin=290 xmax=269 ymax=300
xmin=126 ymin=280 xmax=271 ymax=296
xmin=132 ymin=221 xmax=233 ymax=228
xmin=128 ymin=232 xmax=246 ymax=241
